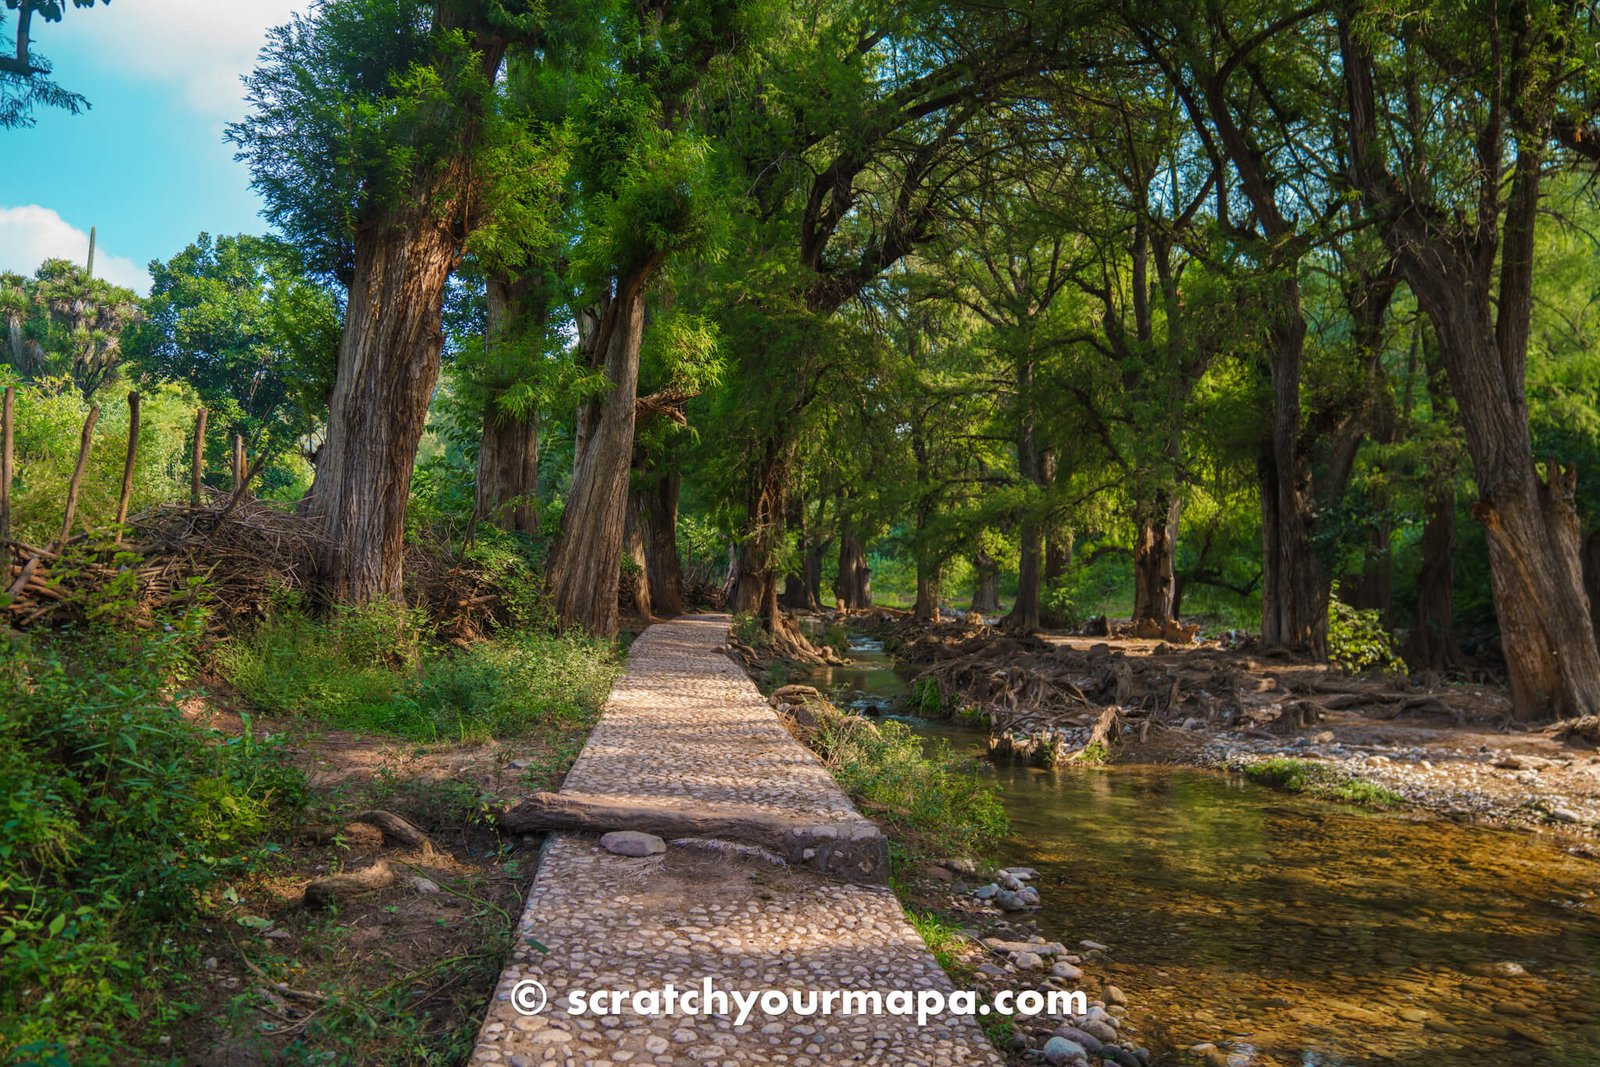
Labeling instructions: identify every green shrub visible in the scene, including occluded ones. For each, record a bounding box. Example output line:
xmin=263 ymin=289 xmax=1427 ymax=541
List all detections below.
xmin=1243 ymin=757 xmax=1402 ymax=809
xmin=1327 ymin=596 xmax=1406 ymax=673
xmin=814 ymin=716 xmax=1007 ymax=860
xmin=0 ymin=618 xmax=304 ymax=1062
xmin=219 ymin=607 xmax=620 ymax=742
xmin=730 ymin=612 xmax=767 ymax=649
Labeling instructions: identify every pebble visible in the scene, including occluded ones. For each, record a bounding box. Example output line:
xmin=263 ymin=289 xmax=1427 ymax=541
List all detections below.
xmin=410 ymin=876 xmax=441 ymax=894
xmin=1550 ymin=808 xmax=1583 ymax=824
xmin=1012 ymin=951 xmax=1045 ymax=971
xmin=1042 ymin=1036 xmax=1086 ymax=1065
xmin=1103 ymin=984 xmax=1127 ymax=1006
xmin=1080 ymin=939 xmax=1108 ymax=952
xmin=1052 ymin=1025 xmax=1102 ymax=1054
xmin=973 ymin=883 xmax=1000 ymax=900
xmin=599 ymin=831 xmax=665 ymax=857
xmin=1051 ymin=962 xmax=1084 ymax=981
xmin=995 ymin=889 xmax=1030 ymax=911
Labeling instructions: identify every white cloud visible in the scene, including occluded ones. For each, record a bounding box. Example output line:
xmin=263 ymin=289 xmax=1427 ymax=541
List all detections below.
xmin=0 ymin=205 xmax=150 ymax=293
xmin=71 ymin=0 xmax=314 ymax=119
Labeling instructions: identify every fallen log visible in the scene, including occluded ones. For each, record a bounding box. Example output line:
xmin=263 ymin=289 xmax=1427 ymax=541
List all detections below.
xmin=352 ymin=809 xmax=436 ymax=852
xmin=498 ymin=791 xmax=888 ymax=885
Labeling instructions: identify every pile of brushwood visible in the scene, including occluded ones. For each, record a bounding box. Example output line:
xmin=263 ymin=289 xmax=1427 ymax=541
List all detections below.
xmin=3 ymin=499 xmax=536 ymax=642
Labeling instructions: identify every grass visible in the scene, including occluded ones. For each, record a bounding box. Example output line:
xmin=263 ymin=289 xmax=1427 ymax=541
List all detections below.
xmin=219 ymin=603 xmax=620 ymax=743
xmin=906 ymin=908 xmax=971 ymax=980
xmin=810 ymin=713 xmax=1008 ymax=863
xmin=1244 ymin=757 xmax=1404 ymax=809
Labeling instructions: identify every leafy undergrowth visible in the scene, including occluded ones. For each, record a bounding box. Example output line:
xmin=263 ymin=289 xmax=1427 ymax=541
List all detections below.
xmin=808 ymin=710 xmax=1008 ymax=865
xmin=218 ymin=601 xmax=619 ymax=743
xmin=1 ymin=607 xmax=622 ymax=1065
xmin=1244 ymin=757 xmax=1404 ymax=809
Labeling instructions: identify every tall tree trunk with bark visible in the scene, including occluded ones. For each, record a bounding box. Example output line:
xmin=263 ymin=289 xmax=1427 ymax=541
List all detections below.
xmin=546 ymin=261 xmax=658 ymax=635
xmin=836 ymin=524 xmax=871 ymax=610
xmin=621 ymin=486 xmax=652 ymax=619
xmin=1132 ymin=494 xmax=1182 ymax=627
xmin=1003 ymin=370 xmax=1047 ymax=634
xmin=971 ymin=550 xmax=1000 ymax=614
xmin=474 ymin=275 xmax=542 ymax=536
xmin=306 ymin=206 xmax=466 ymax=602
xmin=639 ymin=468 xmax=683 ymax=616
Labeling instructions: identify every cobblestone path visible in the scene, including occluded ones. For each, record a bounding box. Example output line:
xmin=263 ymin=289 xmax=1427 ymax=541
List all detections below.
xmin=471 ymin=614 xmax=1005 ymax=1067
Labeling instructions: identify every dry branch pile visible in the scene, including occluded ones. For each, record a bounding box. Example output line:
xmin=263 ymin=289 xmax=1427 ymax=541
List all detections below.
xmin=3 ymin=498 xmax=527 ymax=640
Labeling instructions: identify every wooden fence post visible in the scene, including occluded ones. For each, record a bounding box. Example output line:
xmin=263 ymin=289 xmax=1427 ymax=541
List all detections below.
xmin=57 ymin=405 xmax=100 ymax=549
xmin=190 ymin=407 xmax=208 ymax=507
xmin=114 ymin=390 xmax=140 ymax=541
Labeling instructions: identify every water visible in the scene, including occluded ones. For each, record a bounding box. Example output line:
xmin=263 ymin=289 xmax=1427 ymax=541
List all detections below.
xmin=784 ymin=639 xmax=1600 ymax=1066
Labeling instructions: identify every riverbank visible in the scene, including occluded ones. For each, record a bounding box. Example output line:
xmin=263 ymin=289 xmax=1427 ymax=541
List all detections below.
xmin=866 ymin=613 xmax=1600 ymax=846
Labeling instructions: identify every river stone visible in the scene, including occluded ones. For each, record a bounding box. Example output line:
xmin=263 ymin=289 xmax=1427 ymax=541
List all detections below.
xmin=1550 ymin=808 xmax=1583 ymax=824
xmin=1101 ymin=1045 xmax=1142 ymax=1067
xmin=1104 ymin=984 xmax=1127 ymax=1005
xmin=995 ymin=889 xmax=1030 ymax=910
xmin=1051 ymin=1025 xmax=1102 ymax=1054
xmin=410 ymin=876 xmax=441 ymax=894
xmin=1051 ymin=961 xmax=1084 ymax=981
xmin=1000 ymin=866 xmax=1037 ymax=880
xmin=973 ymin=883 xmax=1000 ymax=900
xmin=1019 ymin=885 xmax=1041 ymax=905
xmin=1078 ymin=1018 xmax=1117 ymax=1043
xmin=1080 ymin=939 xmax=1109 ymax=951
xmin=600 ymin=831 xmax=666 ymax=857
xmin=1012 ymin=950 xmax=1045 ymax=971
xmin=1042 ymin=1036 xmax=1087 ymax=1065
xmin=998 ymin=871 xmax=1025 ymax=891
xmin=1491 ymin=961 xmax=1528 ymax=977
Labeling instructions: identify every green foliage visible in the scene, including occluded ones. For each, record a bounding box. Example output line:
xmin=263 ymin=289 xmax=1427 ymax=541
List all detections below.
xmin=1243 ymin=758 xmax=1403 ymax=809
xmin=0 ymin=378 xmax=198 ymax=543
xmin=123 ymin=233 xmax=339 ymax=476
xmin=0 ymin=618 xmax=304 ymax=1061
xmin=813 ymin=717 xmax=1007 ymax=861
xmin=1327 ymin=596 xmax=1406 ymax=674
xmin=730 ymin=611 xmax=768 ymax=649
xmin=219 ymin=606 xmax=621 ymax=743
xmin=906 ymin=909 xmax=968 ymax=978
xmin=1 ymin=259 xmax=142 ymax=399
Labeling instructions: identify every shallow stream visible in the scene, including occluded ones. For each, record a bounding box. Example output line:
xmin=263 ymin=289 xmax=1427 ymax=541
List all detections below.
xmin=784 ymin=638 xmax=1600 ymax=1066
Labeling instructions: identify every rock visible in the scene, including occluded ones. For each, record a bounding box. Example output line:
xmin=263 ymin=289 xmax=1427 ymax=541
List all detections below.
xmin=1012 ymin=951 xmax=1045 ymax=971
xmin=410 ymin=876 xmax=441 ymax=894
xmin=995 ymin=889 xmax=1031 ymax=911
xmin=1019 ymin=886 xmax=1041 ymax=905
xmin=1078 ymin=1018 xmax=1118 ymax=1044
xmin=975 ymin=963 xmax=1007 ymax=978
xmin=998 ymin=871 xmax=1025 ymax=891
xmin=202 ymin=957 xmax=218 ymax=971
xmin=1103 ymin=984 xmax=1127 ymax=1006
xmin=1051 ymin=961 xmax=1084 ymax=981
xmin=1397 ymin=1007 xmax=1429 ymax=1023
xmin=941 ymin=857 xmax=979 ymax=876
xmin=1188 ymin=1044 xmax=1217 ymax=1057
xmin=1052 ymin=1025 xmax=1102 ymax=1054
xmin=973 ymin=883 xmax=1000 ymax=900
xmin=1549 ymin=808 xmax=1584 ymax=824
xmin=1491 ymin=961 xmax=1528 ymax=977
xmin=999 ymin=866 xmax=1037 ymax=880
xmin=600 ymin=831 xmax=666 ymax=857
xmin=1101 ymin=1046 xmax=1142 ymax=1067
xmin=1042 ymin=1036 xmax=1087 ymax=1065
xmin=264 ymin=928 xmax=291 ymax=940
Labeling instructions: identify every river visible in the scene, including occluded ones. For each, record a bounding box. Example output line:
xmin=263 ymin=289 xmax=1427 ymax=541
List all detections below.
xmin=782 ymin=637 xmax=1600 ymax=1066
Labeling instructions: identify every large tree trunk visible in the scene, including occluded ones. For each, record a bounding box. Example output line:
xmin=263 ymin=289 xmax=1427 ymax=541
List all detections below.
xmin=473 ymin=276 xmax=541 ymax=535
xmin=304 ymin=217 xmax=459 ymax=603
xmin=639 ymin=468 xmax=683 ymax=616
xmin=1006 ymin=522 xmax=1042 ymax=632
xmin=620 ymin=486 xmax=652 ymax=619
xmin=1257 ymin=303 xmax=1328 ymax=653
xmin=1132 ymin=495 xmax=1182 ymax=627
xmin=1404 ymin=487 xmax=1459 ymax=674
xmin=971 ymin=550 xmax=1000 ymax=614
xmin=546 ymin=262 xmax=657 ymax=635
xmin=836 ymin=525 xmax=871 ymax=610
xmin=912 ymin=559 xmax=941 ymax=623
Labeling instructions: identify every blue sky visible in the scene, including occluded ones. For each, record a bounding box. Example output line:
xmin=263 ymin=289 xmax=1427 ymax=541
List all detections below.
xmin=0 ymin=1 xmax=312 ymax=292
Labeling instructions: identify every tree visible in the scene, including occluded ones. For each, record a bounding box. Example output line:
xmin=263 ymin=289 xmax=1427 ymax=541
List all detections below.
xmin=1 ymin=258 xmax=140 ymax=399
xmin=230 ymin=0 xmax=553 ymax=603
xmin=124 ymin=234 xmax=339 ymax=469
xmin=1340 ymin=0 xmax=1600 ymax=719
xmin=1 ymin=0 xmax=107 ymax=128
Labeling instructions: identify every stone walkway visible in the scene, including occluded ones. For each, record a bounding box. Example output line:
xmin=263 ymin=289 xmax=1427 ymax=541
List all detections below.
xmin=471 ymin=614 xmax=1005 ymax=1067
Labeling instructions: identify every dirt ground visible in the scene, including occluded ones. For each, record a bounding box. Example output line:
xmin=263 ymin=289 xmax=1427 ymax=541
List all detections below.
xmin=158 ymin=691 xmax=578 ymax=1065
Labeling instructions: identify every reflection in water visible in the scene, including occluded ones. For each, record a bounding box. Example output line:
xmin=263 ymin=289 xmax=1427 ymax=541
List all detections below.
xmin=786 ymin=643 xmax=1600 ymax=1066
